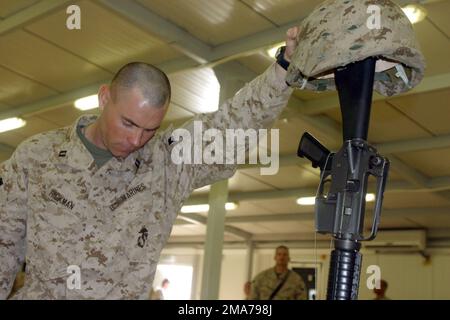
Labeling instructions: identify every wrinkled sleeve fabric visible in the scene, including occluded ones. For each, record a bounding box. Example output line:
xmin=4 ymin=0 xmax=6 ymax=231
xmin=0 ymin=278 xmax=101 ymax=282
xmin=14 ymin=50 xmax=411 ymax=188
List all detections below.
xmin=169 ymin=63 xmax=293 ymax=190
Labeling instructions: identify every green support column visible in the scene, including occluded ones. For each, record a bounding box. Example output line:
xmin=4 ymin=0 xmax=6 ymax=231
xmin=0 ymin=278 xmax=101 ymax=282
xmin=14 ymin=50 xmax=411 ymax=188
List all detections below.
xmin=200 ymin=179 xmax=229 ymax=300
xmin=200 ymin=61 xmax=255 ymax=300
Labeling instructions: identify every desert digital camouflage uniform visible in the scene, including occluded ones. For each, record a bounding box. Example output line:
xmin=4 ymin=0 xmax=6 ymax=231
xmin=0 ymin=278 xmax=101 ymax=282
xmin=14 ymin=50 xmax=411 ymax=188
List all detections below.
xmin=286 ymin=0 xmax=425 ymax=96
xmin=0 ymin=63 xmax=293 ymax=299
xmin=250 ymin=268 xmax=307 ymax=300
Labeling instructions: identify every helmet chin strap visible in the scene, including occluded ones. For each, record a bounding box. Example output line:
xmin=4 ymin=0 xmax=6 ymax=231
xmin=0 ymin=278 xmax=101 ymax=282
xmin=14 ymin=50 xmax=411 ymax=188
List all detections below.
xmin=394 ymin=64 xmax=411 ymax=88
xmin=375 ymin=59 xmax=397 ymax=72
xmin=300 ymin=78 xmax=308 ymax=90
xmin=376 ymin=59 xmax=411 ymax=87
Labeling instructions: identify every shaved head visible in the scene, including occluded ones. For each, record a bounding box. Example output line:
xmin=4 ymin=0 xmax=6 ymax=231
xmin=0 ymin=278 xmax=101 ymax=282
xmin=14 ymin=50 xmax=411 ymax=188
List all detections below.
xmin=276 ymin=245 xmax=289 ymax=253
xmin=92 ymin=62 xmax=171 ymax=158
xmin=110 ymin=62 xmax=171 ymax=107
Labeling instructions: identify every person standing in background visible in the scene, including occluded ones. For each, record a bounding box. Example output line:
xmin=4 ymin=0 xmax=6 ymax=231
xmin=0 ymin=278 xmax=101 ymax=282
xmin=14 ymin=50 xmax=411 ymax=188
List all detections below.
xmin=250 ymin=246 xmax=307 ymax=300
xmin=150 ymin=278 xmax=170 ymax=300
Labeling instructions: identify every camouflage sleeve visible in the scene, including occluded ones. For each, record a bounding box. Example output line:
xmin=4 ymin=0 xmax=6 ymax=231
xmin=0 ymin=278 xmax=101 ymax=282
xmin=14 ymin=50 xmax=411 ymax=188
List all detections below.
xmin=175 ymin=63 xmax=293 ymax=189
xmin=0 ymin=150 xmax=28 ymax=299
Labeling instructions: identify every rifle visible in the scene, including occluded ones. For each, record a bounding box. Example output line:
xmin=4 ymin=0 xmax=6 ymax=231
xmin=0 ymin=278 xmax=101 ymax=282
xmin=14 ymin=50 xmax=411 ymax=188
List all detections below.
xmin=297 ymin=57 xmax=390 ymax=300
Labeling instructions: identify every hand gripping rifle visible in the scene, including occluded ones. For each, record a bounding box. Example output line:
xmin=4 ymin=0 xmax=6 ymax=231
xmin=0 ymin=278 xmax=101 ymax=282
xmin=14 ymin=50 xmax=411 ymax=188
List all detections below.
xmin=297 ymin=57 xmax=390 ymax=300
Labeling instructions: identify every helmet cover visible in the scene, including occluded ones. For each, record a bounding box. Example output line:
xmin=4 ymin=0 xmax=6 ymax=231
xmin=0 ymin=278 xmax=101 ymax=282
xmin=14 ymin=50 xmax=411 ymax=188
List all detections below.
xmin=286 ymin=0 xmax=426 ymax=96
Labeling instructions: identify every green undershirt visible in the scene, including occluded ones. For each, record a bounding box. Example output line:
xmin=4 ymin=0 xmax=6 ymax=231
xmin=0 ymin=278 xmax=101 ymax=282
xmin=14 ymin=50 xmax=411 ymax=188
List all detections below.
xmin=76 ymin=125 xmax=113 ymax=169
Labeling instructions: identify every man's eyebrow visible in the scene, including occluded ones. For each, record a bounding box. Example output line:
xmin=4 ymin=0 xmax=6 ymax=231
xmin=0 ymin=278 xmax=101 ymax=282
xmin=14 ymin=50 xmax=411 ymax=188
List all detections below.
xmin=123 ymin=116 xmax=160 ymax=131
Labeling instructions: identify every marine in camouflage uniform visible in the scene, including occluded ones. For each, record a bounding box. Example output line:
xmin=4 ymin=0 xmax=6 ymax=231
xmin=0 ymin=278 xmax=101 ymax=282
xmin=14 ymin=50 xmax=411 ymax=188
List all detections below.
xmin=250 ymin=268 xmax=307 ymax=300
xmin=250 ymin=246 xmax=307 ymax=300
xmin=0 ymin=61 xmax=293 ymax=299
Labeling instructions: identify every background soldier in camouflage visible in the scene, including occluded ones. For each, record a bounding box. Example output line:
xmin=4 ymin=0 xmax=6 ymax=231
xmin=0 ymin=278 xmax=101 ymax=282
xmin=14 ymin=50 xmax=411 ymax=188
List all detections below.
xmin=0 ymin=28 xmax=301 ymax=299
xmin=250 ymin=246 xmax=307 ymax=300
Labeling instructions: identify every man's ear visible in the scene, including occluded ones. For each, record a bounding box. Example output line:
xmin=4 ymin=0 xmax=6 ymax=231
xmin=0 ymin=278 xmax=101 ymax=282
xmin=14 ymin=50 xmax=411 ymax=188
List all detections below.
xmin=98 ymin=84 xmax=111 ymax=111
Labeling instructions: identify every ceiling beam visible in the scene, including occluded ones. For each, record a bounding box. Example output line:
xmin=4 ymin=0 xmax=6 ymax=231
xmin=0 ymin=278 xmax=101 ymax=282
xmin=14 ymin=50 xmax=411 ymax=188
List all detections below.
xmin=0 ymin=142 xmax=14 ymax=153
xmin=226 ymin=212 xmax=313 ymax=224
xmin=223 ymin=207 xmax=450 ymax=224
xmin=239 ymin=154 xmax=308 ymax=170
xmin=0 ymin=0 xmax=73 ymax=35
xmin=186 ymin=186 xmax=317 ymax=205
xmin=208 ymin=19 xmax=305 ymax=64
xmin=0 ymin=82 xmax=102 ymax=120
xmin=388 ymin=155 xmax=429 ymax=187
xmin=97 ymin=0 xmax=211 ymax=63
xmin=178 ymin=213 xmax=252 ymax=240
xmin=0 ymin=57 xmax=196 ymax=121
xmin=242 ymin=133 xmax=450 ymax=171
xmin=171 ymin=211 xmax=450 ymax=247
xmin=376 ymin=133 xmax=450 ymax=154
xmin=166 ymin=237 xmax=333 ymax=248
xmin=166 ymin=237 xmax=450 ymax=249
xmin=166 ymin=111 xmax=450 ymax=162
xmin=427 ymin=176 xmax=450 ymax=191
xmin=296 ymin=72 xmax=450 ymax=116
xmin=186 ymin=177 xmax=450 ymax=206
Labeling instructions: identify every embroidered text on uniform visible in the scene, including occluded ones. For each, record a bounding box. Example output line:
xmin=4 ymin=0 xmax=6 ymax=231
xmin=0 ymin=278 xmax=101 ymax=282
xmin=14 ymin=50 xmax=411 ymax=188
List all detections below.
xmin=110 ymin=183 xmax=146 ymax=211
xmin=49 ymin=189 xmax=75 ymax=210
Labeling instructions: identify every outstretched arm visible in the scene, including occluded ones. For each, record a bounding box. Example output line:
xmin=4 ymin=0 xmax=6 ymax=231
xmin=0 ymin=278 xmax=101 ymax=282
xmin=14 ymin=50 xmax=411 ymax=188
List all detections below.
xmin=174 ymin=27 xmax=301 ymax=189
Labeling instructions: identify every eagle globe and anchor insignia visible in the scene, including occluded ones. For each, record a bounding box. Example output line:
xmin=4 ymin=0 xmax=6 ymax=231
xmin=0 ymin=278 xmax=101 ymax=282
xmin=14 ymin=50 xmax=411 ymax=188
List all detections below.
xmin=137 ymin=226 xmax=149 ymax=248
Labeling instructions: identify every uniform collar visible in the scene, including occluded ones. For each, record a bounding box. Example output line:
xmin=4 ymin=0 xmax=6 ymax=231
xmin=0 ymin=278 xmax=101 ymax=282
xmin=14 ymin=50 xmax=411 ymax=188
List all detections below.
xmin=56 ymin=115 xmax=144 ymax=172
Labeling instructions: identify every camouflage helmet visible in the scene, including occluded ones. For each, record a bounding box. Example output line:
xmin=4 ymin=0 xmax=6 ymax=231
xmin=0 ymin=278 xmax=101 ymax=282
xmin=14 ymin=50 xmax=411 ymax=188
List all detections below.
xmin=285 ymin=0 xmax=426 ymax=97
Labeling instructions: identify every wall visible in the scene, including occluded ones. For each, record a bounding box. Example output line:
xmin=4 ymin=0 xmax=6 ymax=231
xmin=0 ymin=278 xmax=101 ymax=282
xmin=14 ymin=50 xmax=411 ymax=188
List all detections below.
xmin=159 ymin=246 xmax=450 ymax=300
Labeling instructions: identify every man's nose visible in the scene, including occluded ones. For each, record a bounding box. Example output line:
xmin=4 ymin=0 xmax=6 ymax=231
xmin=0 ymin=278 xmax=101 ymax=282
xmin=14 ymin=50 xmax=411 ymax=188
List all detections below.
xmin=128 ymin=129 xmax=143 ymax=147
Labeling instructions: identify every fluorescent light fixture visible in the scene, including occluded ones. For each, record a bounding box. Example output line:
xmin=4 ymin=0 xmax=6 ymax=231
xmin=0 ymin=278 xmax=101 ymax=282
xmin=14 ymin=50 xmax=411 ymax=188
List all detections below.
xmin=181 ymin=204 xmax=209 ymax=213
xmin=267 ymin=42 xmax=285 ymax=59
xmin=225 ymin=202 xmax=238 ymax=210
xmin=297 ymin=193 xmax=376 ymax=206
xmin=181 ymin=202 xmax=238 ymax=213
xmin=74 ymin=94 xmax=99 ymax=111
xmin=0 ymin=117 xmax=26 ymax=133
xmin=296 ymin=197 xmax=316 ymax=206
xmin=402 ymin=4 xmax=427 ymax=24
xmin=366 ymin=193 xmax=375 ymax=202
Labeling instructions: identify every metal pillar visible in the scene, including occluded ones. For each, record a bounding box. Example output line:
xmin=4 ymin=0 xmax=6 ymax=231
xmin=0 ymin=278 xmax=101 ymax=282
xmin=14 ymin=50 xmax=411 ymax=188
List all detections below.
xmin=200 ymin=179 xmax=229 ymax=299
